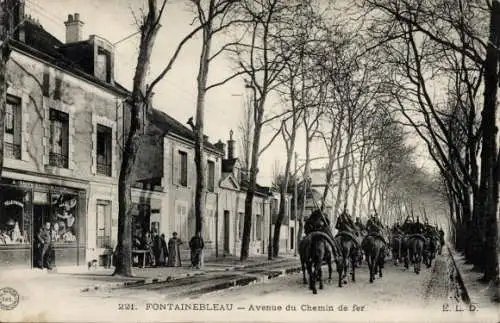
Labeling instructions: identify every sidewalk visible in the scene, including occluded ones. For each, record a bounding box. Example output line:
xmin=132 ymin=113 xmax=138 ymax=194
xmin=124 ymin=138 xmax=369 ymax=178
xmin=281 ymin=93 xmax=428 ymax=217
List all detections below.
xmin=0 ymin=254 xmax=300 ymax=294
xmin=448 ymin=248 xmax=500 ymax=313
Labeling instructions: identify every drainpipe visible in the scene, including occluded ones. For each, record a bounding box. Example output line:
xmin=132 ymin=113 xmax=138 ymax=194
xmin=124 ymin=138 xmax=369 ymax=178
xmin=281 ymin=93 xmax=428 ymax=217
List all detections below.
xmin=215 ymin=191 xmax=219 ymax=257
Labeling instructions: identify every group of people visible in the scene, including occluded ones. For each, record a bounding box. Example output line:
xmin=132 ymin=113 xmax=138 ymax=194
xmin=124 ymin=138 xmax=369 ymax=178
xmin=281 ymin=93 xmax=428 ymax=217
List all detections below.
xmin=133 ymin=231 xmax=205 ymax=269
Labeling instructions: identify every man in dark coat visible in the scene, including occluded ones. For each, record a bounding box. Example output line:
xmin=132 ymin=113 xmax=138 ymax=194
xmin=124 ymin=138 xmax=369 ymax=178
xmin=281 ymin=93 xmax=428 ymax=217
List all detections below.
xmin=37 ymin=222 xmax=52 ymax=269
xmin=189 ymin=232 xmax=205 ymax=269
xmin=160 ymin=233 xmax=169 ymax=266
xmin=304 ymin=209 xmax=331 ymax=235
xmin=152 ymin=232 xmax=163 ymax=267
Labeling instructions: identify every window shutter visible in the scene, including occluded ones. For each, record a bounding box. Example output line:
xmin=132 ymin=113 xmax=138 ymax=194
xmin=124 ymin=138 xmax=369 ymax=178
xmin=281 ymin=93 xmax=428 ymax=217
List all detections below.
xmin=172 ymin=146 xmax=178 ymax=185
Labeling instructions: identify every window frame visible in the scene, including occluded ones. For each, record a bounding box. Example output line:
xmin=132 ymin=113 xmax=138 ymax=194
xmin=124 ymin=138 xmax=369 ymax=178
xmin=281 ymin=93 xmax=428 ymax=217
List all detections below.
xmin=4 ymin=95 xmax=22 ymax=160
xmin=207 ymin=160 xmax=215 ymax=192
xmin=48 ymin=108 xmax=69 ymax=168
xmin=178 ymin=150 xmax=188 ymax=187
xmin=96 ymin=124 xmax=112 ymax=176
xmin=96 ymin=200 xmax=112 ymax=249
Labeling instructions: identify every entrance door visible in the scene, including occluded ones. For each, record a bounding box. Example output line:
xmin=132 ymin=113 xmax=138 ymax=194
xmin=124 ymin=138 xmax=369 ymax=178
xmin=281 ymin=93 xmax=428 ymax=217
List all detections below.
xmin=290 ymin=227 xmax=295 ymax=250
xmin=32 ymin=204 xmax=49 ymax=268
xmin=223 ymin=211 xmax=230 ymax=253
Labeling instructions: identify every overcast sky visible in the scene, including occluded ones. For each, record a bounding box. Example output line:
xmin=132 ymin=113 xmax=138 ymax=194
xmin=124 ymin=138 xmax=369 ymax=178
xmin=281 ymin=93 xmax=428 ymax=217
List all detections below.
xmin=24 ymin=0 xmax=438 ymax=187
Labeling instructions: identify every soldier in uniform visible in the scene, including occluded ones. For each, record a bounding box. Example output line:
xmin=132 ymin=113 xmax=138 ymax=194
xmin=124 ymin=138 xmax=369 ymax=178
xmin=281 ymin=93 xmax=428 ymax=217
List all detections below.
xmin=304 ymin=209 xmax=331 ymax=235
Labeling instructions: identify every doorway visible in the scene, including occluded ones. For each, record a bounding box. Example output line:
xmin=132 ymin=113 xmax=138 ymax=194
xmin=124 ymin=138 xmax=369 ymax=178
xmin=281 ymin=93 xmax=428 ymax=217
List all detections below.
xmin=290 ymin=227 xmax=295 ymax=250
xmin=33 ymin=204 xmax=49 ymax=268
xmin=223 ymin=211 xmax=230 ymax=254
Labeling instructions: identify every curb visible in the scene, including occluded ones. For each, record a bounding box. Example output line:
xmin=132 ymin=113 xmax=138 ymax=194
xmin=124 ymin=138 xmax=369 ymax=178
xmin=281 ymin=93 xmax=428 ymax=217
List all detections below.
xmin=447 ymin=246 xmax=472 ymax=305
xmin=80 ymin=271 xmax=206 ymax=293
xmin=80 ymin=260 xmax=301 ymax=293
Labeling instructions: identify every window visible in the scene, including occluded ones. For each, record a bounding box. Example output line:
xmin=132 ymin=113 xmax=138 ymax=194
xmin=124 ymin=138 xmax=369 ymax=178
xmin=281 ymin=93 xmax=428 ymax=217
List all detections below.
xmin=49 ymin=109 xmax=69 ymax=168
xmin=96 ymin=200 xmax=111 ymax=249
xmin=256 ymin=214 xmax=262 ymax=240
xmin=96 ymin=124 xmax=112 ymax=176
xmin=179 ymin=151 xmax=188 ymax=186
xmin=238 ymin=212 xmax=244 ymax=240
xmin=96 ymin=48 xmax=111 ymax=83
xmin=207 ymin=160 xmax=215 ymax=192
xmin=4 ymin=96 xmax=21 ymax=159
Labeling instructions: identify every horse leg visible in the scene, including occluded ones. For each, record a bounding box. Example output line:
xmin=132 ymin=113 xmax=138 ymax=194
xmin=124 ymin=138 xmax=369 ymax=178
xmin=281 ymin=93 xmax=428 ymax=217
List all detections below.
xmin=367 ymin=256 xmax=374 ymax=283
xmin=307 ymin=262 xmax=314 ymax=290
xmin=301 ymin=260 xmax=307 ymax=284
xmin=350 ymin=253 xmax=356 ymax=282
xmin=328 ymin=258 xmax=333 ymax=281
xmin=318 ymin=263 xmax=323 ymax=290
xmin=337 ymin=259 xmax=343 ymax=288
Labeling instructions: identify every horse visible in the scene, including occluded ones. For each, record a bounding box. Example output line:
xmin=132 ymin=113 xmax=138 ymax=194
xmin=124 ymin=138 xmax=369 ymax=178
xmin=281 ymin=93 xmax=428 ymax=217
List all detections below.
xmin=407 ymin=234 xmax=426 ymax=274
xmin=391 ymin=233 xmax=404 ymax=266
xmin=423 ymin=230 xmax=440 ymax=268
xmin=334 ymin=232 xmax=361 ymax=285
xmin=299 ymin=231 xmax=342 ymax=294
xmin=299 ymin=237 xmax=333 ymax=285
xmin=361 ymin=234 xmax=386 ymax=283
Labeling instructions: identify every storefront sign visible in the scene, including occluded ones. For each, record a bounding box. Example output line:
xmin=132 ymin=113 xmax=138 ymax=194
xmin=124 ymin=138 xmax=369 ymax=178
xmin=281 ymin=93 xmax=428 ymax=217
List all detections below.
xmin=33 ymin=192 xmax=49 ymax=204
xmin=4 ymin=200 xmax=24 ymax=208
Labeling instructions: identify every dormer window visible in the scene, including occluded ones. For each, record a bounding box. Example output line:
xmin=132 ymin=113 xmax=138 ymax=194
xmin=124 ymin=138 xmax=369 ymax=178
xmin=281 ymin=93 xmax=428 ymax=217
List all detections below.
xmin=96 ymin=47 xmax=111 ymax=83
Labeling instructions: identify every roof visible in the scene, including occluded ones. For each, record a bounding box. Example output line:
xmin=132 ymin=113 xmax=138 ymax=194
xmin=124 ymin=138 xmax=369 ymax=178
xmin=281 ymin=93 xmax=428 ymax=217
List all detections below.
xmin=240 ymin=179 xmax=273 ymax=197
xmin=149 ymin=108 xmax=223 ymax=154
xmin=12 ymin=19 xmax=129 ymax=96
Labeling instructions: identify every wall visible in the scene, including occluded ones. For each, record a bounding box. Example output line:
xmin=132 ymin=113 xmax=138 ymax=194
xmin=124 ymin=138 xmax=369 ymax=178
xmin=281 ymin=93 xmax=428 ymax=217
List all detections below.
xmin=162 ymin=135 xmax=223 ymax=256
xmin=5 ymin=48 xmax=126 ymax=265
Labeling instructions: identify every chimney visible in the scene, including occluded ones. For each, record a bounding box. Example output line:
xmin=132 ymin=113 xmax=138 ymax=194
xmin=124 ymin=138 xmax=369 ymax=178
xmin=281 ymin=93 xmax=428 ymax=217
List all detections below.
xmin=214 ymin=140 xmax=226 ymax=158
xmin=64 ymin=13 xmax=84 ymax=43
xmin=227 ymin=129 xmax=235 ymax=160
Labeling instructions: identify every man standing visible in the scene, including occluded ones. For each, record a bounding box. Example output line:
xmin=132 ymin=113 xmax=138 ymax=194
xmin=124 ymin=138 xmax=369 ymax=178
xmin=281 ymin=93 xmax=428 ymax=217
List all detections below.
xmin=189 ymin=232 xmax=205 ymax=269
xmin=37 ymin=222 xmax=52 ymax=269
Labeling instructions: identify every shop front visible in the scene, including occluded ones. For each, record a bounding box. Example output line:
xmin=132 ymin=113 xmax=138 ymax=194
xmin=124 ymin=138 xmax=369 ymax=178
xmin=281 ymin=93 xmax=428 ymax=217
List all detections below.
xmin=0 ymin=180 xmax=86 ymax=268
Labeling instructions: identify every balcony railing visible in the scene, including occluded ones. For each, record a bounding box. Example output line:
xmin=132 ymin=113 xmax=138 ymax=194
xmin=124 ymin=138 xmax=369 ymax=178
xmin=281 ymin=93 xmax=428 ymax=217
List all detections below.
xmin=4 ymin=142 xmax=21 ymax=159
xmin=97 ymin=161 xmax=112 ymax=176
xmin=49 ymin=152 xmax=68 ymax=168
xmin=96 ymin=235 xmax=112 ymax=249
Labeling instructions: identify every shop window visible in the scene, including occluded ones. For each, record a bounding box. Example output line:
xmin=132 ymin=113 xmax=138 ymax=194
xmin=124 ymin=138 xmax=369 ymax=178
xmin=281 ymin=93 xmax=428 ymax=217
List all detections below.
xmin=207 ymin=160 xmax=215 ymax=192
xmin=4 ymin=96 xmax=22 ymax=160
xmin=238 ymin=212 xmax=244 ymax=240
xmin=48 ymin=193 xmax=78 ymax=244
xmin=96 ymin=124 xmax=112 ymax=176
xmin=0 ymin=187 xmax=30 ymax=245
xmin=96 ymin=200 xmax=111 ymax=249
xmin=49 ymin=109 xmax=69 ymax=168
xmin=178 ymin=151 xmax=188 ymax=187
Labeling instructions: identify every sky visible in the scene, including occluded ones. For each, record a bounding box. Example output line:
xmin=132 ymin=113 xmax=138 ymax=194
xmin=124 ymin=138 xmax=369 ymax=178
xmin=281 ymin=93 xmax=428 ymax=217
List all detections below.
xmin=24 ymin=0 xmax=299 ymax=185
xmin=23 ymin=0 xmax=437 ymax=187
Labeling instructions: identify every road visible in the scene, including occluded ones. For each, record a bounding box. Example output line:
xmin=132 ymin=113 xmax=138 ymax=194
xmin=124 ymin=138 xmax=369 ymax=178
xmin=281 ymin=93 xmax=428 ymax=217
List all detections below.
xmin=1 ymin=253 xmax=496 ymax=323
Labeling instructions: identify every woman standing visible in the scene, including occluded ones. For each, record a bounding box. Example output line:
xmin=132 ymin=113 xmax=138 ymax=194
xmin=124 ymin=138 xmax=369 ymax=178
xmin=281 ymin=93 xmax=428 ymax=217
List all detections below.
xmin=166 ymin=232 xmax=182 ymax=267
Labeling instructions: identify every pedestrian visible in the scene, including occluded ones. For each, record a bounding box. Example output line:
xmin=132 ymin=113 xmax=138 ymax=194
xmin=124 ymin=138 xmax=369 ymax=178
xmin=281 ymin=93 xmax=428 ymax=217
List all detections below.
xmin=143 ymin=231 xmax=154 ymax=267
xmin=189 ymin=232 xmax=205 ymax=269
xmin=166 ymin=232 xmax=183 ymax=267
xmin=160 ymin=233 xmax=168 ymax=266
xmin=152 ymin=232 xmax=163 ymax=267
xmin=37 ymin=222 xmax=52 ymax=269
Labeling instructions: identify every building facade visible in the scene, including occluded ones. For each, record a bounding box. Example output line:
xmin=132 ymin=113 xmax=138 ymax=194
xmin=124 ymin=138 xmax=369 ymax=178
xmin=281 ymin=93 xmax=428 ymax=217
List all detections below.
xmin=0 ymin=6 xmax=128 ymax=268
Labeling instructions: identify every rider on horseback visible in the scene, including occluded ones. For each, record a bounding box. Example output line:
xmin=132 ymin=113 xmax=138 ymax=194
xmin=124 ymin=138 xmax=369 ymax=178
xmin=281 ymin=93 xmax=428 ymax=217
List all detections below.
xmin=304 ymin=209 xmax=331 ymax=236
xmin=365 ymin=213 xmax=387 ymax=244
xmin=335 ymin=210 xmax=361 ymax=247
xmin=354 ymin=217 xmax=365 ymax=233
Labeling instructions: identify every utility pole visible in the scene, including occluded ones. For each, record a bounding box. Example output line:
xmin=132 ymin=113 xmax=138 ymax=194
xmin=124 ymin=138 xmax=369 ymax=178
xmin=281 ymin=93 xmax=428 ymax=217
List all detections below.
xmin=293 ymin=152 xmax=298 ymax=257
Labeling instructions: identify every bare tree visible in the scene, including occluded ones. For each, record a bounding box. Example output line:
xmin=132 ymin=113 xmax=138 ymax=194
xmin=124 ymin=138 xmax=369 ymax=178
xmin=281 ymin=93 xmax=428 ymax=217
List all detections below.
xmin=237 ymin=93 xmax=254 ymax=175
xmin=115 ymin=0 xmax=206 ymax=276
xmin=234 ymin=0 xmax=295 ymax=261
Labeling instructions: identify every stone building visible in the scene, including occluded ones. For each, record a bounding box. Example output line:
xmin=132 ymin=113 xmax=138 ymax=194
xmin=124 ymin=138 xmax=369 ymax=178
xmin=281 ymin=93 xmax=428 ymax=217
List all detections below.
xmin=0 ymin=3 xmax=130 ymax=268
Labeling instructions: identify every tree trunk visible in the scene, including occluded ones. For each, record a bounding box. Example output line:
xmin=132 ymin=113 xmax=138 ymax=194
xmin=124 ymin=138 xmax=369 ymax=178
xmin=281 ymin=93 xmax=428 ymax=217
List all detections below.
xmin=114 ymin=0 xmax=162 ymax=276
xmin=194 ymin=18 xmax=213 ymax=235
xmin=241 ymin=104 xmax=264 ymax=261
xmin=479 ymin=0 xmax=500 ymax=284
